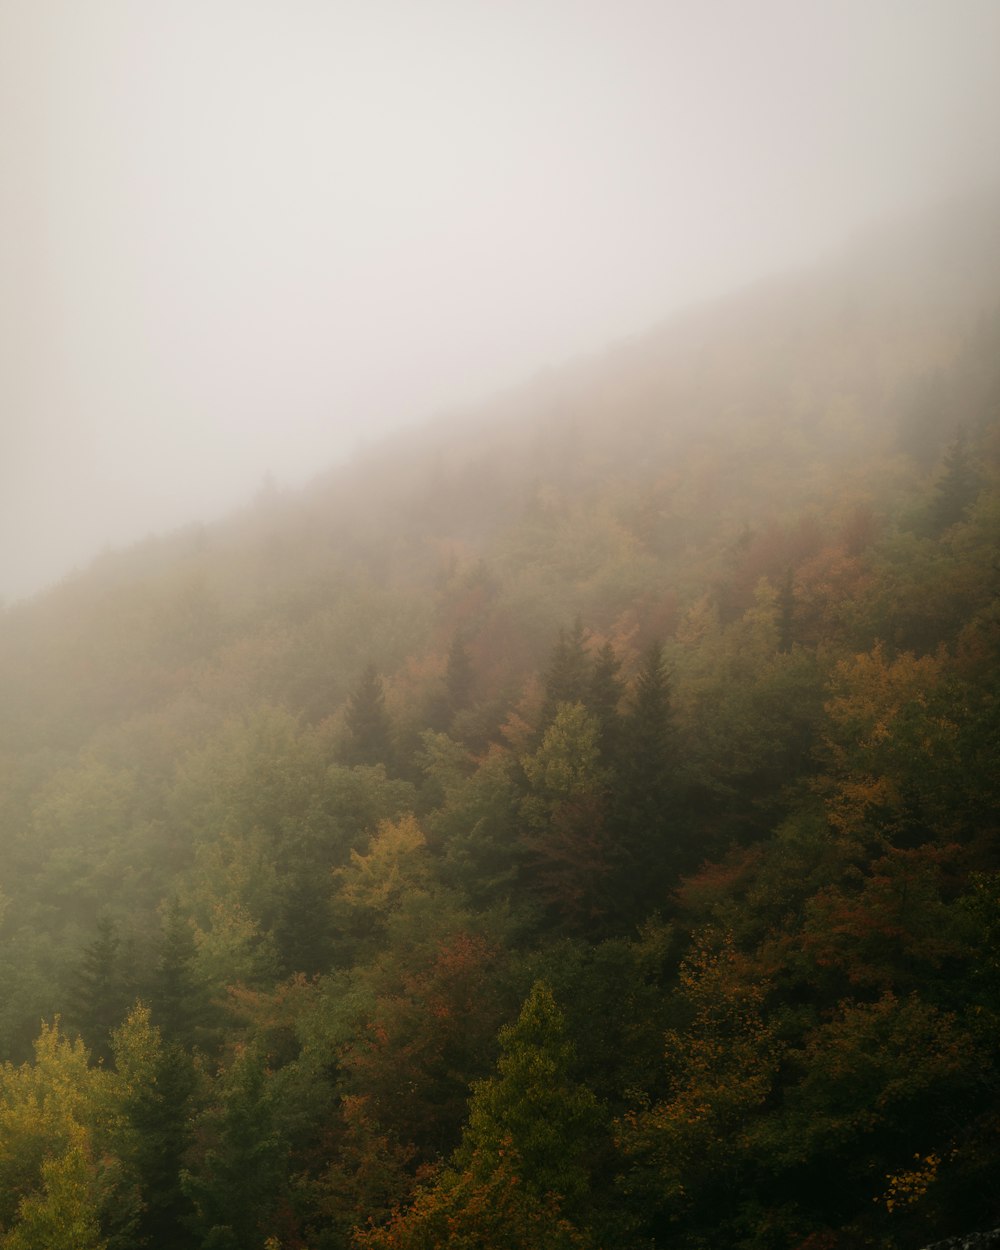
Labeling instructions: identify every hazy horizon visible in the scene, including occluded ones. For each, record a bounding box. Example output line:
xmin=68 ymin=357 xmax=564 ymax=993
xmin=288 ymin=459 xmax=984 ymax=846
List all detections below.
xmin=3 ymin=0 xmax=1000 ymax=603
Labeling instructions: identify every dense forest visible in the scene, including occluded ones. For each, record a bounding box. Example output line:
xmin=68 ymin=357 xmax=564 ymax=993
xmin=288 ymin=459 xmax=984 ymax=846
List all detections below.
xmin=2 ymin=195 xmax=1000 ymax=1249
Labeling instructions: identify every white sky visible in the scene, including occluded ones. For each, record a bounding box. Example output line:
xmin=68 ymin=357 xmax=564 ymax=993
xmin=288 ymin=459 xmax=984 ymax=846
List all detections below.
xmin=2 ymin=0 xmax=1000 ymax=602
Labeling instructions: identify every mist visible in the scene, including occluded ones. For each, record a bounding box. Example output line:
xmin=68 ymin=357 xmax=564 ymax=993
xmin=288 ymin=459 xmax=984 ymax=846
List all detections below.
xmin=2 ymin=0 xmax=999 ymax=602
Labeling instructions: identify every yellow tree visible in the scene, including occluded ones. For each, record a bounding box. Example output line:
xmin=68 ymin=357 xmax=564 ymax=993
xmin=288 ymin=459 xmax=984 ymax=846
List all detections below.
xmin=0 ymin=1019 xmax=137 ymax=1250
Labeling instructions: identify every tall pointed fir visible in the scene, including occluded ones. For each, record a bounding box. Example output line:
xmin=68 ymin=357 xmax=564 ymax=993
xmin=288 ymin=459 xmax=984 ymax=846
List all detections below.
xmin=67 ymin=912 xmax=133 ymax=1066
xmin=612 ymin=640 xmax=678 ymax=924
xmin=343 ymin=662 xmax=395 ymax=770
xmin=587 ymin=641 xmax=625 ymax=769
xmin=538 ymin=618 xmax=589 ymax=736
xmin=926 ymin=428 xmax=980 ymax=535
xmin=354 ymin=982 xmax=600 ymax=1250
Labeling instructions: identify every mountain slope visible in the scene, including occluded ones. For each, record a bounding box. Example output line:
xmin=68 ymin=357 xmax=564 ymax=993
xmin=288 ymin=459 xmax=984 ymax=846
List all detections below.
xmin=0 ymin=193 xmax=999 ymax=1248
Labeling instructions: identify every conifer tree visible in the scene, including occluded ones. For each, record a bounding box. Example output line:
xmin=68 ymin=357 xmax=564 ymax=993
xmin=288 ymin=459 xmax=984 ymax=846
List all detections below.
xmin=113 ymin=1004 xmax=198 ymax=1250
xmin=587 ymin=641 xmax=625 ymax=768
xmin=458 ymin=980 xmax=601 ymax=1204
xmin=612 ymin=640 xmax=678 ymax=921
xmin=444 ymin=633 xmax=475 ymax=722
xmin=926 ymin=428 xmax=980 ymax=535
xmin=182 ymin=1045 xmax=286 ymax=1250
xmin=539 ymin=618 xmax=589 ymax=734
xmin=67 ymin=913 xmax=133 ymax=1066
xmin=153 ymin=899 xmax=206 ymax=1050
xmin=354 ymin=983 xmax=600 ymax=1249
xmin=343 ymin=662 xmax=395 ymax=770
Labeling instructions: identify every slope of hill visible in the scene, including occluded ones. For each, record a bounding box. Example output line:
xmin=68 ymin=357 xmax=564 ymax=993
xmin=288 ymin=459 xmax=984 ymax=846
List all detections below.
xmin=1 ymin=194 xmax=999 ymax=1248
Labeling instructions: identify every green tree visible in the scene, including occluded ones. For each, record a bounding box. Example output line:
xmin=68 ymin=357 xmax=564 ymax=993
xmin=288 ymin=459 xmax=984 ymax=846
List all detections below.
xmin=539 ymin=619 xmax=589 ymax=735
xmin=925 ymin=429 xmax=980 ymax=535
xmin=444 ymin=634 xmax=476 ymax=723
xmin=612 ymin=640 xmax=677 ymax=919
xmin=344 ymin=664 xmax=395 ymax=770
xmin=67 ymin=914 xmax=133 ymax=1067
xmin=182 ymin=1045 xmax=287 ymax=1250
xmin=353 ymin=982 xmax=600 ymax=1250
xmin=112 ymin=1005 xmax=198 ymax=1250
xmin=520 ymin=703 xmax=612 ymax=931
xmin=458 ymin=981 xmax=602 ymax=1204
xmin=587 ymin=641 xmax=624 ymax=768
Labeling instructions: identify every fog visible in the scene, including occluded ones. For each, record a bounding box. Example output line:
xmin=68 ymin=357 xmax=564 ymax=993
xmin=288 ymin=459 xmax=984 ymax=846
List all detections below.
xmin=2 ymin=0 xmax=999 ymax=603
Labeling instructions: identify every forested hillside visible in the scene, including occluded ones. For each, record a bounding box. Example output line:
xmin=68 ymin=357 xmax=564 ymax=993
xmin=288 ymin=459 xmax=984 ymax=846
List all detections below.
xmin=1 ymin=196 xmax=999 ymax=1248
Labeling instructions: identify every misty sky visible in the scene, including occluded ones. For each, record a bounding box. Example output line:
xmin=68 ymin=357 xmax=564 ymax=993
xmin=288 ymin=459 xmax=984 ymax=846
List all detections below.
xmin=2 ymin=0 xmax=999 ymax=603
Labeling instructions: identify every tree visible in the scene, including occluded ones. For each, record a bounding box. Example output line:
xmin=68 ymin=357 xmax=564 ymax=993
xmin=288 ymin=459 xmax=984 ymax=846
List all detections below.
xmin=112 ymin=1004 xmax=198 ymax=1250
xmin=587 ymin=641 xmax=624 ymax=768
xmin=617 ymin=930 xmax=781 ymax=1243
xmin=444 ymin=634 xmax=476 ymax=723
xmin=612 ymin=640 xmax=678 ymax=919
xmin=182 ymin=1045 xmax=287 ymax=1250
xmin=67 ymin=914 xmax=133 ymax=1067
xmin=344 ymin=664 xmax=395 ymax=770
xmin=353 ymin=982 xmax=600 ymax=1250
xmin=520 ymin=704 xmax=613 ymax=931
xmin=458 ymin=981 xmax=602 ymax=1204
xmin=538 ymin=619 xmax=589 ymax=735
xmin=0 ymin=1020 xmax=138 ymax=1250
xmin=925 ymin=429 xmax=980 ymax=536
xmin=152 ymin=900 xmax=209 ymax=1051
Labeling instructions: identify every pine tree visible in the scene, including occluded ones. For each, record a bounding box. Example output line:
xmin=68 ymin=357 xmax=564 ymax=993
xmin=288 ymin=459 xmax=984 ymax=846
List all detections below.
xmin=539 ymin=618 xmax=589 ymax=735
xmin=355 ymin=984 xmax=601 ymax=1249
xmin=458 ymin=980 xmax=601 ymax=1204
xmin=926 ymin=429 xmax=980 ymax=535
xmin=445 ymin=633 xmax=475 ymax=722
xmin=612 ymin=641 xmax=678 ymax=921
xmin=182 ymin=1045 xmax=286 ymax=1249
xmin=343 ymin=662 xmax=395 ymax=769
xmin=113 ymin=1005 xmax=198 ymax=1250
xmin=587 ymin=641 xmax=624 ymax=768
xmin=152 ymin=899 xmax=208 ymax=1051
xmin=67 ymin=913 xmax=133 ymax=1066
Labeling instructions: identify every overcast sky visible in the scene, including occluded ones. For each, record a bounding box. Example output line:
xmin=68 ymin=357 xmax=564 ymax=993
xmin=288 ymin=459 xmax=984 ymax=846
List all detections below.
xmin=2 ymin=0 xmax=999 ymax=602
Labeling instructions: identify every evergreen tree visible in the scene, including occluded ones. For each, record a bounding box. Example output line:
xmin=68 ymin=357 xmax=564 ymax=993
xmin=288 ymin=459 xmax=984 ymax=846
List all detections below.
xmin=343 ymin=662 xmax=395 ymax=769
xmin=113 ymin=1005 xmax=198 ymax=1250
xmin=587 ymin=641 xmax=624 ymax=768
xmin=458 ymin=980 xmax=602 ymax=1204
xmin=926 ymin=428 xmax=980 ymax=534
xmin=539 ymin=618 xmax=589 ymax=734
xmin=182 ymin=1045 xmax=287 ymax=1250
xmin=152 ymin=899 xmax=210 ymax=1052
xmin=444 ymin=633 xmax=475 ymax=722
xmin=356 ymin=983 xmax=601 ymax=1249
xmin=272 ymin=831 xmax=334 ymax=977
xmin=612 ymin=641 xmax=678 ymax=921
xmin=67 ymin=913 xmax=133 ymax=1066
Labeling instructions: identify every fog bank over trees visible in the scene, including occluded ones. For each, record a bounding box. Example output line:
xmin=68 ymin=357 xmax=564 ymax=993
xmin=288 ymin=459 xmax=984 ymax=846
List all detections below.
xmin=3 ymin=0 xmax=1000 ymax=601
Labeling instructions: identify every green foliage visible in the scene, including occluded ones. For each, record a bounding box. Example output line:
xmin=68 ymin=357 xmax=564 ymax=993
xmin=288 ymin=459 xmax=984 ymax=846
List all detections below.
xmin=1 ymin=206 xmax=1000 ymax=1249
xmin=459 ymin=981 xmax=602 ymax=1204
xmin=519 ymin=703 xmax=613 ymax=931
xmin=182 ymin=1044 xmax=288 ymax=1249
xmin=343 ymin=664 xmax=396 ymax=771
xmin=67 ymin=914 xmax=134 ymax=1066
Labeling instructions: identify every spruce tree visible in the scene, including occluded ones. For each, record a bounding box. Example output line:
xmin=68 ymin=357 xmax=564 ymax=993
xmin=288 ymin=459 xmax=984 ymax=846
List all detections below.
xmin=539 ymin=617 xmax=589 ymax=734
xmin=343 ymin=662 xmax=395 ymax=769
xmin=67 ymin=913 xmax=133 ymax=1065
xmin=152 ymin=899 xmax=209 ymax=1051
xmin=587 ymin=641 xmax=624 ymax=768
xmin=445 ymin=632 xmax=475 ymax=721
xmin=458 ymin=980 xmax=601 ymax=1204
xmin=927 ymin=429 xmax=980 ymax=535
xmin=613 ymin=641 xmax=677 ymax=922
